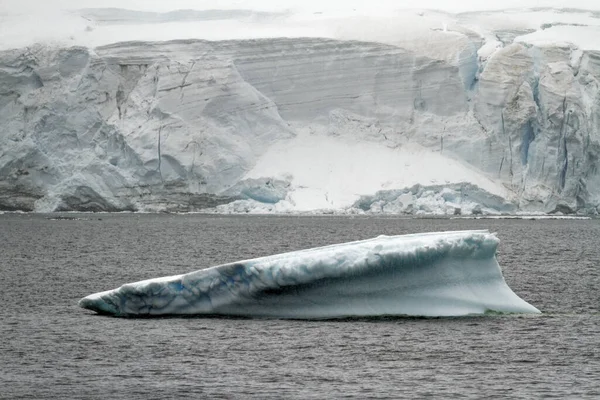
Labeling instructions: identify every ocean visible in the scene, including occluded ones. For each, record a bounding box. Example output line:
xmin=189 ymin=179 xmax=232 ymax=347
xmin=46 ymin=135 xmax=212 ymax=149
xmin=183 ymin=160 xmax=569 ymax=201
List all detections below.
xmin=1 ymin=214 xmax=599 ymax=399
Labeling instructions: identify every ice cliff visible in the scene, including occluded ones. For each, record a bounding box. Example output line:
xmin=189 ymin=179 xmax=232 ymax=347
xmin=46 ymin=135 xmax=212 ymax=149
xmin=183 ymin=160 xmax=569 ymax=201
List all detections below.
xmin=79 ymin=230 xmax=540 ymax=318
xmin=1 ymin=7 xmax=599 ymax=214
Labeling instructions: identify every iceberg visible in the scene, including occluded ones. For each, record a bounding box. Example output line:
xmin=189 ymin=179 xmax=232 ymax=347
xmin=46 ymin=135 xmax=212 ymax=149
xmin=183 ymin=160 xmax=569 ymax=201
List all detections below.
xmin=79 ymin=230 xmax=540 ymax=318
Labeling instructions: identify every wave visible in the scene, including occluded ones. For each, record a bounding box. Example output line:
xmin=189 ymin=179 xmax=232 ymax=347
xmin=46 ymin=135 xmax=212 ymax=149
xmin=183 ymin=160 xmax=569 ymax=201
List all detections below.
xmin=79 ymin=230 xmax=540 ymax=318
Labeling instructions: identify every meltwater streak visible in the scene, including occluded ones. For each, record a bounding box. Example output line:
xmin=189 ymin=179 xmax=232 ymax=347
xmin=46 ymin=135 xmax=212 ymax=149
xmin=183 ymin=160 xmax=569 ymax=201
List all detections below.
xmin=79 ymin=230 xmax=540 ymax=318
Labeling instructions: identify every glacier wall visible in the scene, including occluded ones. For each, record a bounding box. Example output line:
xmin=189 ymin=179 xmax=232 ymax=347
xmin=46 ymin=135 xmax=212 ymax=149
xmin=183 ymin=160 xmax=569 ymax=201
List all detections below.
xmin=79 ymin=230 xmax=540 ymax=318
xmin=1 ymin=34 xmax=599 ymax=213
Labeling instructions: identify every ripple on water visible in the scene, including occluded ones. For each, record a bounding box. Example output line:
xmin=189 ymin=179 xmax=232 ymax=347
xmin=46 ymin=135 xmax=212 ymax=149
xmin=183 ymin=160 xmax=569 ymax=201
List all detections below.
xmin=0 ymin=214 xmax=599 ymax=399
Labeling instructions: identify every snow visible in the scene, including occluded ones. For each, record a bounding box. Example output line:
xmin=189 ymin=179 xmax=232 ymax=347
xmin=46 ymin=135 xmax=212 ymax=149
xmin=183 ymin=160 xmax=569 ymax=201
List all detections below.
xmin=1 ymin=1 xmax=600 ymax=57
xmin=461 ymin=9 xmax=600 ymax=33
xmin=0 ymin=9 xmax=468 ymax=55
xmin=516 ymin=25 xmax=600 ymax=51
xmin=3 ymin=1 xmax=600 ymax=15
xmin=2 ymin=3 xmax=600 ymax=52
xmin=79 ymin=230 xmax=540 ymax=318
xmin=242 ymin=132 xmax=508 ymax=212
xmin=1 ymin=3 xmax=600 ymax=215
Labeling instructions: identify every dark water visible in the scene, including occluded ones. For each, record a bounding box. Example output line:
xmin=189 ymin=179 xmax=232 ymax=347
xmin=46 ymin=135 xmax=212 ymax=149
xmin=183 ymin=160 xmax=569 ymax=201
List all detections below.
xmin=1 ymin=214 xmax=599 ymax=399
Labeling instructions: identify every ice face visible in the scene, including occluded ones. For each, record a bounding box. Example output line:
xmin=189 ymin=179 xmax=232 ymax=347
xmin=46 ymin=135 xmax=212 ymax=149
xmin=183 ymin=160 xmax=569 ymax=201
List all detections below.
xmin=2 ymin=8 xmax=600 ymax=214
xmin=79 ymin=230 xmax=540 ymax=318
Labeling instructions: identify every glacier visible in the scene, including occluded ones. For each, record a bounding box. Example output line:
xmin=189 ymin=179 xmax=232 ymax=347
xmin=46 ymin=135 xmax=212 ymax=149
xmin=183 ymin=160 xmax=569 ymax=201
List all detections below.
xmin=1 ymin=5 xmax=600 ymax=214
xmin=78 ymin=230 xmax=540 ymax=318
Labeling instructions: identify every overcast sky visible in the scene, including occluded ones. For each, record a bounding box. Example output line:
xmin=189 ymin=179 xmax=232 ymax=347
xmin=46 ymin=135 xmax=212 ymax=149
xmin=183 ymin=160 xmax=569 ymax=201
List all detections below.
xmin=2 ymin=0 xmax=600 ymax=14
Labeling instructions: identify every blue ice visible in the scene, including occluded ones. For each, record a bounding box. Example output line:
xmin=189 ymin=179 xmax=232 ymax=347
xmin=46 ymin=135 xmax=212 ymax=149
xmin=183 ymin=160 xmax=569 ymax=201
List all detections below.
xmin=79 ymin=230 xmax=540 ymax=318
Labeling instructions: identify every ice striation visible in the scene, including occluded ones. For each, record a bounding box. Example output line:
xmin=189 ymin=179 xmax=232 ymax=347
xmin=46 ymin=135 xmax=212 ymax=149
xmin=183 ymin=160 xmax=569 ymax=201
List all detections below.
xmin=1 ymin=7 xmax=600 ymax=214
xmin=79 ymin=230 xmax=540 ymax=318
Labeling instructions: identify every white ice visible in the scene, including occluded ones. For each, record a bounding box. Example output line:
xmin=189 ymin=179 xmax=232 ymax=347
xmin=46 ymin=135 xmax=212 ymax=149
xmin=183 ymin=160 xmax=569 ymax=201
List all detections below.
xmin=243 ymin=132 xmax=508 ymax=212
xmin=2 ymin=1 xmax=600 ymax=51
xmin=516 ymin=25 xmax=600 ymax=51
xmin=79 ymin=230 xmax=540 ymax=318
xmin=2 ymin=2 xmax=599 ymax=215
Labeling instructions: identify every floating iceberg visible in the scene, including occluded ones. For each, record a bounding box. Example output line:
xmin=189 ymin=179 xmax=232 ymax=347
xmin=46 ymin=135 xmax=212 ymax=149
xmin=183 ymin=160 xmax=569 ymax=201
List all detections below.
xmin=79 ymin=230 xmax=540 ymax=318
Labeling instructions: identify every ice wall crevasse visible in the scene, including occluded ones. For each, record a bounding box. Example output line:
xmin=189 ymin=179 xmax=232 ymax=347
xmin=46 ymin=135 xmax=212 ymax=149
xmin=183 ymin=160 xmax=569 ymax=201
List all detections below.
xmin=474 ymin=43 xmax=600 ymax=213
xmin=79 ymin=230 xmax=540 ymax=318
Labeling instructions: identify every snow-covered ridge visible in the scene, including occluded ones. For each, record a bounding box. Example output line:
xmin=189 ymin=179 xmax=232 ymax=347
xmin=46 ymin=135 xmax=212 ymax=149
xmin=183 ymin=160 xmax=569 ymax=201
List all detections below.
xmin=1 ymin=7 xmax=600 ymax=214
xmin=79 ymin=230 xmax=540 ymax=318
xmin=78 ymin=8 xmax=287 ymax=25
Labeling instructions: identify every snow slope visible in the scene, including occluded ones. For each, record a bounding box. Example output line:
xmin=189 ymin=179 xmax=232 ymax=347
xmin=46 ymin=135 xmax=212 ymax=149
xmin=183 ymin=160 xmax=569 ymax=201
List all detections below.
xmin=79 ymin=230 xmax=540 ymax=318
xmin=239 ymin=132 xmax=508 ymax=212
xmin=1 ymin=5 xmax=600 ymax=214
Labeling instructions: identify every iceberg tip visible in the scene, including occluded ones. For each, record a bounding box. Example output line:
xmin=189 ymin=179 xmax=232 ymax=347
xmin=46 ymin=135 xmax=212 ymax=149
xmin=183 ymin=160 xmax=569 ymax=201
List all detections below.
xmin=79 ymin=292 xmax=120 ymax=316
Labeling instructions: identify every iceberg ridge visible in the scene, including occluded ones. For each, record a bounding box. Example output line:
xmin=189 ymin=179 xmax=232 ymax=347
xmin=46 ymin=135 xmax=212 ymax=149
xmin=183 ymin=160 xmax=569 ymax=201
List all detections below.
xmin=79 ymin=230 xmax=540 ymax=318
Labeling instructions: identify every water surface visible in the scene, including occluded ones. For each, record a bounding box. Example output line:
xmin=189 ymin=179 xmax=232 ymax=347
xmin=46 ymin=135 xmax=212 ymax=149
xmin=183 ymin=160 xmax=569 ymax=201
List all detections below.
xmin=1 ymin=214 xmax=599 ymax=399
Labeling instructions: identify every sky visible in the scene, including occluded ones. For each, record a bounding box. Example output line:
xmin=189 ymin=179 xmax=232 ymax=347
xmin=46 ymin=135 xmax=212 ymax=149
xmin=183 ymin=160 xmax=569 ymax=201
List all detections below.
xmin=1 ymin=0 xmax=600 ymax=14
